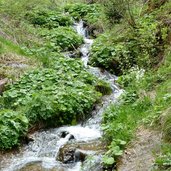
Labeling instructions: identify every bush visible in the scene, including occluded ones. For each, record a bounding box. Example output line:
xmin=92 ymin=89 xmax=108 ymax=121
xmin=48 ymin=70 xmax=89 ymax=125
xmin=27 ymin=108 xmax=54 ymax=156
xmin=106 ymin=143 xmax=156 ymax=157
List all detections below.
xmin=3 ymin=57 xmax=111 ymax=126
xmin=89 ymin=31 xmax=136 ymax=75
xmin=89 ymin=14 xmax=167 ymax=74
xmin=64 ymin=3 xmax=104 ymax=26
xmin=64 ymin=3 xmax=99 ymax=20
xmin=99 ymin=0 xmax=126 ymax=23
xmin=0 ymin=109 xmax=28 ymax=149
xmin=41 ymin=27 xmax=83 ymax=51
xmin=26 ymin=9 xmax=73 ymax=28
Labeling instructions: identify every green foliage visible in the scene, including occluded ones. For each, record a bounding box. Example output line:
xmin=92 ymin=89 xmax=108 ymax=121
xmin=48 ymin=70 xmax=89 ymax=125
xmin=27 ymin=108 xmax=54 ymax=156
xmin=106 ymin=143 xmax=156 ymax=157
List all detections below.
xmin=41 ymin=27 xmax=83 ymax=51
xmin=162 ymin=109 xmax=171 ymax=142
xmin=102 ymin=48 xmax=171 ymax=168
xmin=95 ymin=79 xmax=112 ymax=95
xmin=3 ymin=57 xmax=111 ymax=126
xmin=117 ymin=67 xmax=145 ymax=89
xmin=26 ymin=9 xmax=73 ymax=28
xmin=98 ymin=0 xmax=126 ymax=23
xmin=90 ymin=13 xmax=168 ymax=74
xmin=98 ymin=0 xmax=140 ymax=26
xmin=102 ymin=96 xmax=152 ymax=166
xmin=89 ymin=31 xmax=136 ymax=75
xmin=0 ymin=0 xmax=61 ymax=17
xmin=155 ymin=143 xmax=171 ymax=171
xmin=102 ymin=156 xmax=115 ymax=165
xmin=0 ymin=109 xmax=28 ymax=149
xmin=64 ymin=3 xmax=104 ymax=25
xmin=64 ymin=3 xmax=107 ymax=34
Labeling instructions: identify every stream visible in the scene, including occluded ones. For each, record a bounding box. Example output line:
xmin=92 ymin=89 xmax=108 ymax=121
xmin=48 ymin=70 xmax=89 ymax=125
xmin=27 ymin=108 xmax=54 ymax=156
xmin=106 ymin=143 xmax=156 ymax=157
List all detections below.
xmin=0 ymin=21 xmax=123 ymax=171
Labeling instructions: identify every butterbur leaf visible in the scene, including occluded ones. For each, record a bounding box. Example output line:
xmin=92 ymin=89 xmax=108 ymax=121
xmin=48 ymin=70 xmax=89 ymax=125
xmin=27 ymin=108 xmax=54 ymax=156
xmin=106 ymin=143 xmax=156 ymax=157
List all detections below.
xmin=102 ymin=156 xmax=115 ymax=165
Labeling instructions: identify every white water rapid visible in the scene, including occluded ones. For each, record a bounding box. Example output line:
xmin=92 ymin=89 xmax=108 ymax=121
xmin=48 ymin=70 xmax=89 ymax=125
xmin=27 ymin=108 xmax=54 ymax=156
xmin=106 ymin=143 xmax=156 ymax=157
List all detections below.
xmin=0 ymin=21 xmax=123 ymax=171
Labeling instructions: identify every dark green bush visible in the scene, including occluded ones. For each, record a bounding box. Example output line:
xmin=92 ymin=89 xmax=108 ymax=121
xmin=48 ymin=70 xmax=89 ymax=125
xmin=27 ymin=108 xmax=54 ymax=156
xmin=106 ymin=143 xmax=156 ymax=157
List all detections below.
xmin=64 ymin=3 xmax=103 ymax=25
xmin=26 ymin=9 xmax=73 ymax=28
xmin=41 ymin=27 xmax=83 ymax=51
xmin=64 ymin=3 xmax=97 ymax=20
xmin=89 ymin=32 xmax=136 ymax=75
xmin=99 ymin=0 xmax=126 ymax=23
xmin=0 ymin=109 xmax=28 ymax=149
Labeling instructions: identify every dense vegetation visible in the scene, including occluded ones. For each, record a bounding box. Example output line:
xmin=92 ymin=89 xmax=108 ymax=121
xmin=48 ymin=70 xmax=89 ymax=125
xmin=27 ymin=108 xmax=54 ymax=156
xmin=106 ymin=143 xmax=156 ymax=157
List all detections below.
xmin=0 ymin=0 xmax=110 ymax=149
xmin=0 ymin=0 xmax=171 ymax=170
xmin=97 ymin=0 xmax=171 ymax=170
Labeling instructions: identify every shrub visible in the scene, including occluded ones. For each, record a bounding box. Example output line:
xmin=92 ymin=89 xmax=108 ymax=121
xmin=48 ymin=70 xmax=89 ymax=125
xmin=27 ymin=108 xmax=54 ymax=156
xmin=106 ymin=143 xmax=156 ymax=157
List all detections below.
xmin=89 ymin=31 xmax=136 ymax=75
xmin=64 ymin=3 xmax=99 ymax=20
xmin=0 ymin=109 xmax=28 ymax=149
xmin=26 ymin=9 xmax=73 ymax=28
xmin=41 ymin=27 xmax=83 ymax=51
xmin=64 ymin=3 xmax=104 ymax=26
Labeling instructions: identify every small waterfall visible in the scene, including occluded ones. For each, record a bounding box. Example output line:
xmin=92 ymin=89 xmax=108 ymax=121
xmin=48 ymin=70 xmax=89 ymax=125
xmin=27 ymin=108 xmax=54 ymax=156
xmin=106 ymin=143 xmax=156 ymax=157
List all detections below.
xmin=0 ymin=20 xmax=123 ymax=171
xmin=74 ymin=20 xmax=93 ymax=67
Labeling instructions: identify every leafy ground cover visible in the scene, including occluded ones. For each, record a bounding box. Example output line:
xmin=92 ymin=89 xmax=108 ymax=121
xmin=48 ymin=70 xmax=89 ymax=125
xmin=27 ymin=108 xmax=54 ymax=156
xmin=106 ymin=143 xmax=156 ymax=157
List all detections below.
xmin=2 ymin=57 xmax=111 ymax=126
xmin=0 ymin=0 xmax=111 ymax=150
xmin=0 ymin=110 xmax=28 ymax=149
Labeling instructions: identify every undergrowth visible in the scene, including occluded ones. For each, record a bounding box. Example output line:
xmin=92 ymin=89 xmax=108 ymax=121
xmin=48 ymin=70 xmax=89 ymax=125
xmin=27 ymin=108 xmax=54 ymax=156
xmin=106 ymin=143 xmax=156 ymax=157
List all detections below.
xmin=102 ymin=48 xmax=171 ymax=170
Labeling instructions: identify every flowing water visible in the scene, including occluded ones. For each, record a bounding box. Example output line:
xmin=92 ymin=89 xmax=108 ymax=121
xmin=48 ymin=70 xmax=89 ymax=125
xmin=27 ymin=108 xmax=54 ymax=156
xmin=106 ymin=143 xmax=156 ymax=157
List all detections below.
xmin=0 ymin=21 xmax=123 ymax=171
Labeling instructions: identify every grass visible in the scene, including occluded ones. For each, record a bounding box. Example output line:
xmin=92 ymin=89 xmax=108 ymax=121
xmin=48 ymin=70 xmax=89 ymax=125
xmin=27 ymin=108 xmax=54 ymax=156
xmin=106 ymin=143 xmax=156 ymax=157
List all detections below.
xmin=0 ymin=36 xmax=26 ymax=55
xmin=0 ymin=36 xmax=41 ymax=80
xmin=102 ymin=47 xmax=171 ymax=168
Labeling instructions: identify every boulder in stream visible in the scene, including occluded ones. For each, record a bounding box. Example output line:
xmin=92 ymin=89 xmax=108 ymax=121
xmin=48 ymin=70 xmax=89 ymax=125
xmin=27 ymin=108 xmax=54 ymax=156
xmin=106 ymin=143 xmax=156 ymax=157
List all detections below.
xmin=18 ymin=163 xmax=65 ymax=171
xmin=57 ymin=140 xmax=106 ymax=164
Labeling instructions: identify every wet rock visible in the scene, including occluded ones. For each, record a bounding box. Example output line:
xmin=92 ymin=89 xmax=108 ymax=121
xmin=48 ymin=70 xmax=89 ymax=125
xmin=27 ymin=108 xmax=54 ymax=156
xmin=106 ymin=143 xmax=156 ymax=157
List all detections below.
xmin=57 ymin=140 xmax=106 ymax=164
xmin=87 ymin=25 xmax=103 ymax=38
xmin=82 ymin=155 xmax=103 ymax=171
xmin=23 ymin=135 xmax=34 ymax=144
xmin=74 ymin=149 xmax=87 ymax=162
xmin=0 ymin=78 xmax=8 ymax=94
xmin=66 ymin=51 xmax=82 ymax=58
xmin=68 ymin=134 xmax=75 ymax=141
xmin=57 ymin=146 xmax=75 ymax=164
xmin=59 ymin=131 xmax=69 ymax=138
xmin=59 ymin=131 xmax=75 ymax=142
xmin=18 ymin=162 xmax=65 ymax=171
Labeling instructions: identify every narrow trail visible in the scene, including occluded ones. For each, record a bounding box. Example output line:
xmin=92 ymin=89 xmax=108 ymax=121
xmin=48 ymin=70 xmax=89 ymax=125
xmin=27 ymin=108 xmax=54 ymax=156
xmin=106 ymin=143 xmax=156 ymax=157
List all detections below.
xmin=117 ymin=127 xmax=162 ymax=171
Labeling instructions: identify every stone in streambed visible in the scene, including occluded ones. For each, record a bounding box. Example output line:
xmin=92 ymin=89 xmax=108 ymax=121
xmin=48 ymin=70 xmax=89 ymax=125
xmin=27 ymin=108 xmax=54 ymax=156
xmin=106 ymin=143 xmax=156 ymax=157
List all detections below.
xmin=59 ymin=131 xmax=69 ymax=138
xmin=74 ymin=149 xmax=87 ymax=162
xmin=57 ymin=140 xmax=106 ymax=164
xmin=59 ymin=131 xmax=75 ymax=141
xmin=18 ymin=161 xmax=65 ymax=171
